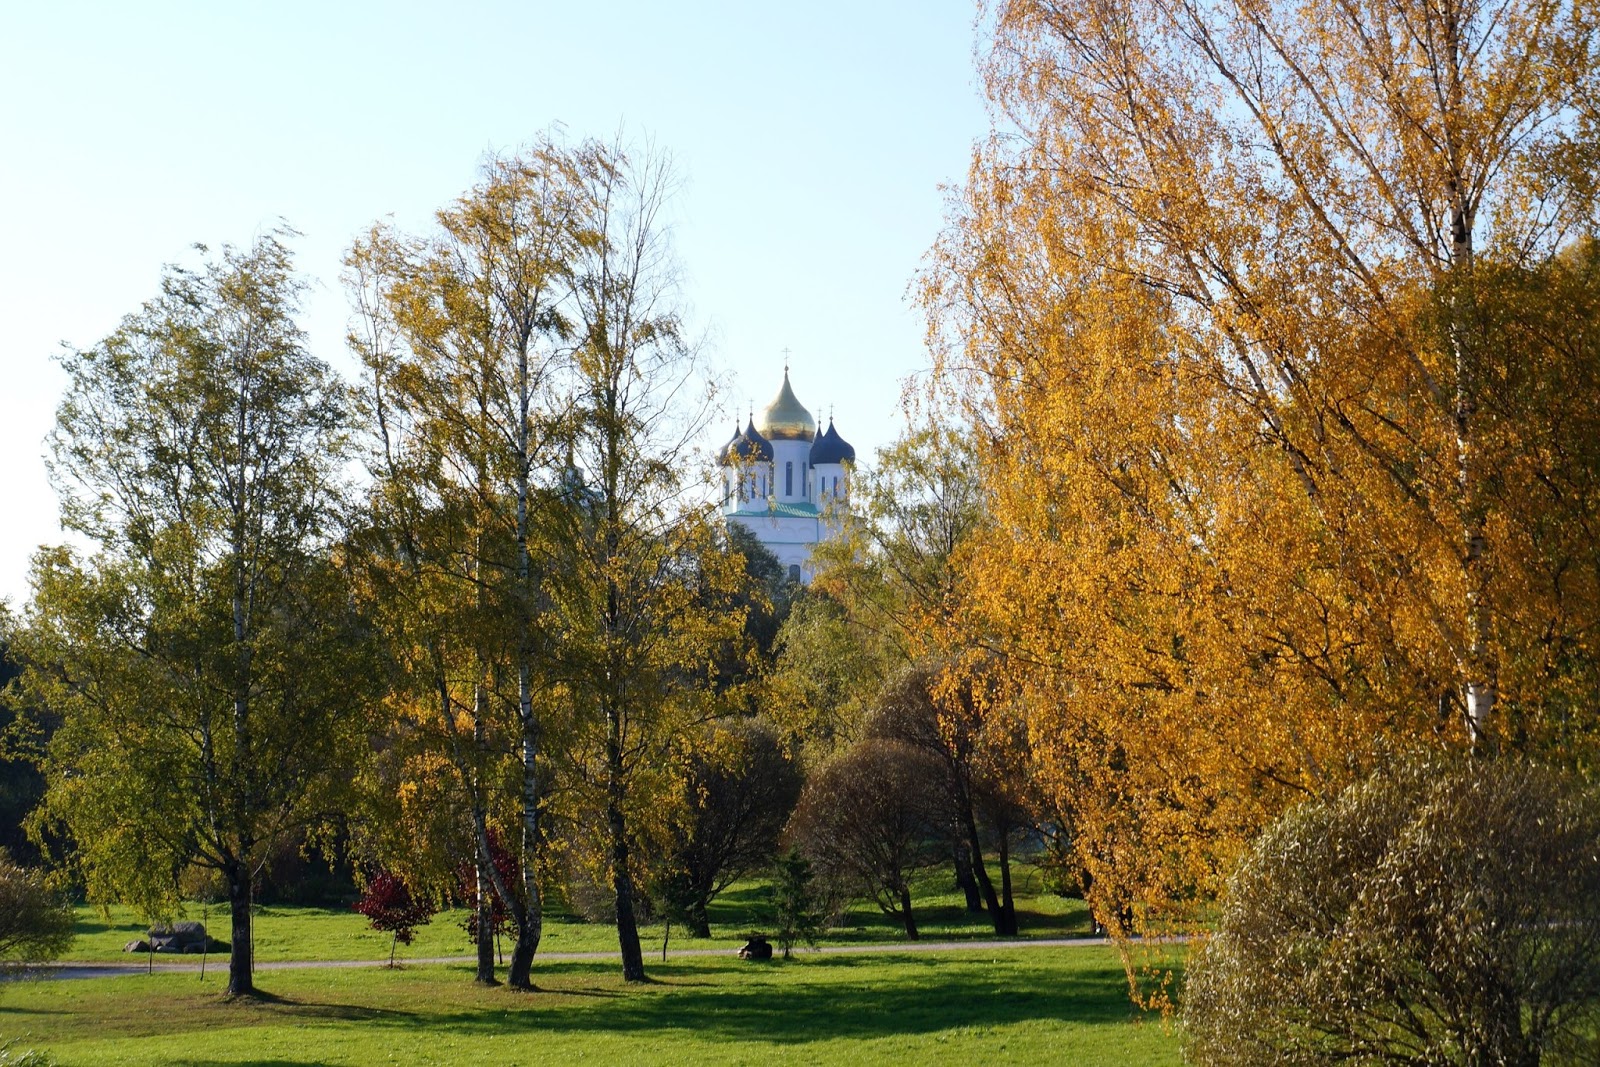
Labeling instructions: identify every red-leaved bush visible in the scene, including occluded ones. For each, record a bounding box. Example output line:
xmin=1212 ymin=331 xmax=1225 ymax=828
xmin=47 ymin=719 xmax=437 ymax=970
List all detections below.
xmin=354 ymin=870 xmax=437 ymax=966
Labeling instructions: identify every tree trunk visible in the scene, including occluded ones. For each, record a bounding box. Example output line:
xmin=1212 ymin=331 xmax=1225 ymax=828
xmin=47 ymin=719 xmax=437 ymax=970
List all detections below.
xmin=510 ymin=327 xmax=547 ymax=985
xmin=997 ymin=826 xmax=1017 ymax=936
xmin=227 ymin=487 xmax=257 ymax=1000
xmin=960 ymin=807 xmax=1006 ymax=933
xmin=508 ymin=705 xmax=544 ymax=989
xmin=506 ymin=898 xmax=537 ymax=989
xmin=954 ymin=841 xmax=984 ymax=913
xmin=474 ymin=858 xmax=498 ymax=985
xmin=607 ymin=707 xmax=647 ymax=982
xmin=1438 ymin=10 xmax=1495 ymax=745
xmin=225 ymin=862 xmax=255 ymax=997
xmin=899 ymin=885 xmax=919 ymax=941
xmin=688 ymin=898 xmax=711 ymax=940
xmin=469 ymin=802 xmax=516 ymax=988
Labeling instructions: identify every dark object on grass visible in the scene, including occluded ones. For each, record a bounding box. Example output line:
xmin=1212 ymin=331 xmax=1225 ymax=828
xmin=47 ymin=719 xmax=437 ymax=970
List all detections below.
xmin=737 ymin=936 xmax=773 ymax=961
xmin=135 ymin=922 xmax=228 ymax=955
xmin=1183 ymin=752 xmax=1600 ymax=1066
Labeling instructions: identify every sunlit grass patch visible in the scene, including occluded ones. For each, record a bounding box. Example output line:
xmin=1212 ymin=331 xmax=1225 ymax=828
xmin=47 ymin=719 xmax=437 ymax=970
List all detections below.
xmin=4 ymin=948 xmax=1178 ymax=1066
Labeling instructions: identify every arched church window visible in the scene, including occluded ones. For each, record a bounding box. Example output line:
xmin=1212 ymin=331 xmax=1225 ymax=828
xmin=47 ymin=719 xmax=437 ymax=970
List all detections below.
xmin=785 ymin=461 xmax=793 ymax=496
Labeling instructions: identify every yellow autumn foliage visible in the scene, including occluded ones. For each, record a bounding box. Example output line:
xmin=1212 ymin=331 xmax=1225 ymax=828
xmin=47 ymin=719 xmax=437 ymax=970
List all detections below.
xmin=926 ymin=0 xmax=1600 ymax=938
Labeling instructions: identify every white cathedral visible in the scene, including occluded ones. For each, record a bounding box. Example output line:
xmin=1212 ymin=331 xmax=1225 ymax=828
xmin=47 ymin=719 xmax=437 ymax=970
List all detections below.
xmin=720 ymin=370 xmax=855 ymax=584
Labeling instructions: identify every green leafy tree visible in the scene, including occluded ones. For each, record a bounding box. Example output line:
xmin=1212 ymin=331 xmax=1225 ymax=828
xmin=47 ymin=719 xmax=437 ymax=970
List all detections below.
xmin=814 ymin=423 xmax=986 ymax=663
xmin=763 ymin=591 xmax=889 ymax=758
xmin=723 ymin=524 xmax=795 ymax=665
xmin=0 ymin=630 xmax=50 ymax=868
xmin=765 ymin=426 xmax=982 ymax=761
xmin=15 ymin=234 xmax=371 ymax=997
xmin=768 ymin=848 xmax=822 ymax=960
xmin=656 ymin=718 xmax=803 ymax=938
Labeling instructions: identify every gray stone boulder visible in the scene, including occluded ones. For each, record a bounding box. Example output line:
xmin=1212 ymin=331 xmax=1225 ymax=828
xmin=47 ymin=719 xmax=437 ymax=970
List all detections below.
xmin=148 ymin=921 xmax=210 ymax=953
xmin=123 ymin=939 xmax=151 ymax=953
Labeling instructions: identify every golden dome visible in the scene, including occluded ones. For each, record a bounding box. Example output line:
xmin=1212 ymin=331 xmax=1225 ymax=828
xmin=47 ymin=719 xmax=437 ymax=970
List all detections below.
xmin=758 ymin=370 xmax=816 ymax=441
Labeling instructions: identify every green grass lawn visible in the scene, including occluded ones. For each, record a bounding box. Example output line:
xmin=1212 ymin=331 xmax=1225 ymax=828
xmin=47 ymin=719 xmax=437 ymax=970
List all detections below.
xmin=63 ymin=864 xmax=1096 ymax=965
xmin=1 ymin=948 xmax=1180 ymax=1066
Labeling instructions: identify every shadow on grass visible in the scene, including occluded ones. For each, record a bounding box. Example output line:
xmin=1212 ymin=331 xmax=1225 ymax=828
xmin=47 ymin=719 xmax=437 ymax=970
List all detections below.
xmin=433 ymin=964 xmax=1142 ymax=1046
xmin=534 ymin=986 xmax=627 ymax=1000
xmin=16 ymin=951 xmax=1167 ymax=1051
xmin=243 ymin=955 xmax=1152 ymax=1049
xmin=0 ymin=1005 xmax=71 ymax=1016
xmin=71 ymin=916 xmax=143 ymax=937
xmin=218 ymin=990 xmax=415 ymax=1024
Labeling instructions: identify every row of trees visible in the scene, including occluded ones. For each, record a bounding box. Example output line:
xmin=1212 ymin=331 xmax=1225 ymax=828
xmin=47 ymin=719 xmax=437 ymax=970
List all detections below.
xmin=1 ymin=134 xmax=756 ymax=997
xmin=0 ymin=132 xmax=1040 ymax=999
xmin=346 ymin=138 xmax=751 ymax=988
xmin=19 ymin=0 xmax=1589 ymax=1046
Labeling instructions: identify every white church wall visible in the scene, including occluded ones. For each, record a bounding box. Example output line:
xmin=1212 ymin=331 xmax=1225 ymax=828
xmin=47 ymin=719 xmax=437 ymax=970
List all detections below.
xmin=771 ymin=438 xmax=810 ymax=503
xmin=813 ymin=462 xmax=845 ymax=503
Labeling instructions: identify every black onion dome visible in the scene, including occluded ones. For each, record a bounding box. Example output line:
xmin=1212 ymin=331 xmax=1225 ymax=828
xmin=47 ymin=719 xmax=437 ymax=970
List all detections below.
xmin=743 ymin=418 xmax=775 ymax=461
xmin=719 ymin=418 xmax=775 ymax=465
xmin=718 ymin=423 xmax=745 ymax=465
xmin=808 ymin=419 xmax=856 ymax=465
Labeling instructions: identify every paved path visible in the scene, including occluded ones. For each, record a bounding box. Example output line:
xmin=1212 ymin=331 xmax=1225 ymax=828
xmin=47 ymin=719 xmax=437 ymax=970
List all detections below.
xmin=19 ymin=936 xmax=1119 ymax=982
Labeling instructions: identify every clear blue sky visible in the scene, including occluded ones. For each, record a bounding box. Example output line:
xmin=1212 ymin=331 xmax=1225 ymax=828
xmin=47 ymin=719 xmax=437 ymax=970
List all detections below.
xmin=0 ymin=1 xmax=991 ymax=608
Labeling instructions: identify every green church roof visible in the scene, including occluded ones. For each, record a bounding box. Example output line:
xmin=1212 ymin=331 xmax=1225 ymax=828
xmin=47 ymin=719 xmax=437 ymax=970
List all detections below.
xmin=729 ymin=500 xmax=821 ymax=518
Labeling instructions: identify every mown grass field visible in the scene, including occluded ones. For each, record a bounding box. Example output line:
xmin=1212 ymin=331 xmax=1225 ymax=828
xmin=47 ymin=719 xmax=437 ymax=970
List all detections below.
xmin=60 ymin=865 xmax=1096 ymax=965
xmin=5 ymin=865 xmax=1180 ymax=1064
xmin=3 ymin=949 xmax=1180 ymax=1066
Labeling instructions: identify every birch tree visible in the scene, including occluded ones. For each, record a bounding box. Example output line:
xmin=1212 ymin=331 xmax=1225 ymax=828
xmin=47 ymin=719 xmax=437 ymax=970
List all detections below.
xmin=347 ymin=140 xmax=590 ymax=989
xmin=927 ymin=0 xmax=1600 ymax=933
xmin=19 ymin=234 xmax=368 ymax=997
xmin=558 ymin=138 xmax=747 ymax=982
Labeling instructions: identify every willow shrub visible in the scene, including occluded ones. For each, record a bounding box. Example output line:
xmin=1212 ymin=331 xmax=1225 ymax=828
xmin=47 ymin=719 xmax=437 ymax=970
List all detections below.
xmin=0 ymin=850 xmax=73 ymax=973
xmin=1183 ymin=754 xmax=1600 ymax=1066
